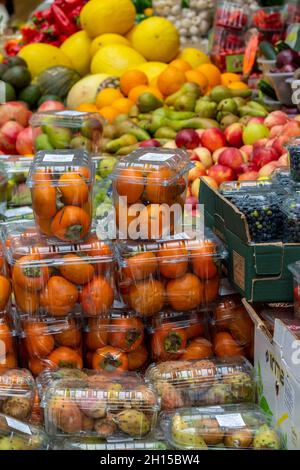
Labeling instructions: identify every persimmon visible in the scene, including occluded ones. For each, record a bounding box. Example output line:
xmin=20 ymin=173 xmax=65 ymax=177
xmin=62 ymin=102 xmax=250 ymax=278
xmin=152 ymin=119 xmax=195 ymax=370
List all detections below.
xmin=82 ymin=235 xmax=113 ymax=275
xmin=229 ymin=308 xmax=254 ymax=346
xmin=151 ymin=324 xmax=187 ymax=361
xmin=13 ymin=281 xmax=39 ymax=315
xmin=214 ymin=296 xmax=241 ymax=329
xmin=115 ymin=198 xmax=142 ymax=233
xmin=166 ymin=273 xmax=203 ymax=311
xmin=47 ymin=347 xmax=83 ymax=369
xmin=59 ymin=254 xmax=95 ymax=285
xmin=0 ymin=353 xmax=17 ymax=369
xmin=0 ymin=275 xmax=11 ymax=311
xmin=85 ymin=318 xmax=110 ymax=350
xmin=214 ymin=332 xmax=244 ymax=357
xmin=186 ymin=312 xmax=205 ymax=339
xmin=54 ymin=319 xmax=81 ymax=348
xmin=59 ymin=172 xmax=89 ymax=206
xmin=32 ymin=169 xmax=52 ymax=183
xmin=13 ymin=254 xmax=49 ymax=291
xmin=51 ymin=206 xmax=90 ymax=242
xmin=129 ymin=279 xmax=165 ymax=316
xmin=35 ymin=216 xmax=53 ymax=237
xmin=40 ymin=276 xmax=78 ymax=317
xmin=92 ymin=346 xmax=128 ymax=372
xmin=123 ymin=252 xmax=157 ymax=281
xmin=109 ymin=317 xmax=144 ymax=352
xmin=139 ymin=204 xmax=170 ymax=239
xmin=31 ymin=184 xmax=57 ymax=219
xmin=145 ymin=168 xmax=180 ymax=204
xmin=203 ymin=276 xmax=220 ymax=304
xmin=28 ymin=358 xmax=50 ymax=376
xmin=24 ymin=322 xmax=55 ymax=358
xmin=81 ymin=276 xmax=114 ymax=316
xmin=78 ymin=166 xmax=91 ymax=181
xmin=115 ymin=168 xmax=144 ymax=204
xmin=181 ymin=337 xmax=213 ymax=360
xmin=127 ymin=343 xmax=148 ymax=371
xmin=192 ymin=241 xmax=218 ymax=280
xmin=0 ymin=322 xmax=13 ymax=354
xmin=158 ymin=241 xmax=188 ymax=279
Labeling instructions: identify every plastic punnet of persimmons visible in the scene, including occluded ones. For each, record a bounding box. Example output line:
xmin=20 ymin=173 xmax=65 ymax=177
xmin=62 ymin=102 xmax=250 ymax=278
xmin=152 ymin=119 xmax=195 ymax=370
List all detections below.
xmin=120 ymin=69 xmax=149 ymax=96
xmin=95 ymin=88 xmax=123 ymax=109
xmin=157 ymin=66 xmax=187 ymax=96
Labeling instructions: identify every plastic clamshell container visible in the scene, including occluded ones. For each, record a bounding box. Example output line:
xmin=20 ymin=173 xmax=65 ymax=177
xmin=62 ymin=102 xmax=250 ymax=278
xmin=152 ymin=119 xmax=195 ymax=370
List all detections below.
xmin=116 ymin=229 xmax=227 ymax=316
xmin=20 ymin=316 xmax=83 ymax=377
xmin=0 ymin=368 xmax=36 ymax=422
xmin=145 ymin=356 xmax=255 ymax=411
xmin=27 ymin=149 xmax=94 ymax=242
xmin=5 ymin=221 xmax=115 ymax=318
xmin=0 ymin=413 xmax=49 ymax=450
xmin=83 ymin=312 xmax=148 ymax=372
xmin=266 ymin=72 xmax=293 ymax=106
xmin=288 ymin=261 xmax=300 ymax=318
xmin=252 ymin=6 xmax=287 ymax=31
xmin=92 ymin=155 xmax=115 ymax=221
xmin=148 ymin=310 xmax=209 ymax=363
xmin=271 ymin=166 xmax=291 ymax=187
xmin=42 ymin=370 xmax=159 ymax=439
xmin=215 ymin=1 xmax=248 ymax=30
xmin=220 ymin=180 xmax=276 ymax=198
xmin=163 ymin=404 xmax=282 ymax=450
xmin=29 ymin=110 xmax=104 ymax=155
xmin=257 ymin=58 xmax=276 ymax=74
xmin=62 ymin=438 xmax=169 ymax=450
xmin=0 ymin=156 xmax=32 ymax=209
xmin=230 ymin=192 xmax=283 ymax=243
xmin=0 ymin=316 xmax=18 ymax=369
xmin=210 ymin=27 xmax=245 ymax=72
xmin=111 ymin=148 xmax=192 ymax=239
xmin=259 ymin=304 xmax=295 ymax=333
xmin=281 ymin=193 xmax=300 ymax=243
xmin=286 ymin=138 xmax=300 ymax=183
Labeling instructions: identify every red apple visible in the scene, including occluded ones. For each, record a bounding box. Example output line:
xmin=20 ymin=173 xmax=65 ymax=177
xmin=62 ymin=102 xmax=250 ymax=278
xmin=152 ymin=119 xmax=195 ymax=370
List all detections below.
xmin=16 ymin=126 xmax=34 ymax=155
xmin=188 ymin=164 xmax=206 ymax=183
xmin=186 ymin=195 xmax=199 ymax=208
xmin=195 ymin=129 xmax=205 ymax=140
xmin=252 ymin=138 xmax=268 ymax=153
xmin=247 ymin=117 xmax=265 ymax=125
xmin=272 ymin=136 xmax=289 ymax=156
xmin=278 ymin=153 xmax=289 ymax=166
xmin=207 ymin=164 xmax=235 ymax=186
xmin=176 ymin=129 xmax=200 ymax=150
xmin=224 ymin=123 xmax=243 ymax=148
xmin=212 ymin=146 xmax=229 ymax=163
xmin=238 ymin=171 xmax=259 ymax=181
xmin=269 ymin=125 xmax=284 ymax=139
xmin=201 ymin=128 xmax=227 ymax=152
xmin=0 ymin=101 xmax=31 ymax=127
xmin=218 ymin=148 xmax=244 ymax=170
xmin=139 ymin=139 xmax=161 ymax=148
xmin=264 ymin=111 xmax=289 ymax=128
xmin=201 ymin=175 xmax=219 ymax=190
xmin=190 ymin=147 xmax=213 ymax=168
xmin=236 ymin=162 xmax=258 ymax=175
xmin=37 ymin=101 xmax=65 ymax=112
xmin=252 ymin=147 xmax=279 ymax=169
xmin=258 ymin=161 xmax=280 ymax=177
xmin=281 ymin=120 xmax=300 ymax=138
xmin=0 ymin=121 xmax=24 ymax=153
xmin=240 ymin=145 xmax=253 ymax=159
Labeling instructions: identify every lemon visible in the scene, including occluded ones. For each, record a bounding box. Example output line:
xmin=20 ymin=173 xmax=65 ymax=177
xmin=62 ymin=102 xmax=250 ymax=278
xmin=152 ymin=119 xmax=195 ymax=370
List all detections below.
xmin=80 ymin=0 xmax=136 ymax=38
xmin=91 ymin=44 xmax=146 ymax=77
xmin=130 ymin=17 xmax=179 ymax=63
xmin=131 ymin=62 xmax=167 ymax=81
xmin=60 ymin=31 xmax=92 ymax=76
xmin=66 ymin=73 xmax=110 ymax=109
xmin=90 ymin=34 xmax=130 ymax=57
xmin=177 ymin=48 xmax=210 ymax=68
xmin=18 ymin=43 xmax=72 ymax=77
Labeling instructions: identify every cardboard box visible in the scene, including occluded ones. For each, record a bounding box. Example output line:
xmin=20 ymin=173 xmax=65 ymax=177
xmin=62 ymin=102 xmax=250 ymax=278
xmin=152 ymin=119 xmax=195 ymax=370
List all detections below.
xmin=200 ymin=179 xmax=300 ymax=302
xmin=244 ymin=299 xmax=300 ymax=449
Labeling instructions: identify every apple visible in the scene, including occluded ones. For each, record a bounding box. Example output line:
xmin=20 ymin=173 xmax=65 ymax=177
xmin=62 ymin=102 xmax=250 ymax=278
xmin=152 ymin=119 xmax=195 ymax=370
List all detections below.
xmin=272 ymin=136 xmax=289 ymax=156
xmin=240 ymin=145 xmax=253 ymax=159
xmin=201 ymin=128 xmax=227 ymax=152
xmin=139 ymin=139 xmax=161 ymax=148
xmin=176 ymin=129 xmax=200 ymax=150
xmin=252 ymin=138 xmax=268 ymax=152
xmin=281 ymin=120 xmax=300 ymax=138
xmin=212 ymin=146 xmax=229 ymax=163
xmin=200 ymin=175 xmax=219 ymax=190
xmin=247 ymin=117 xmax=265 ymax=125
xmin=37 ymin=100 xmax=65 ymax=112
xmin=236 ymin=162 xmax=258 ymax=175
xmin=258 ymin=161 xmax=279 ymax=178
xmin=278 ymin=153 xmax=289 ymax=166
xmin=252 ymin=147 xmax=279 ymax=169
xmin=207 ymin=164 xmax=235 ymax=186
xmin=16 ymin=126 xmax=34 ymax=155
xmin=190 ymin=147 xmax=213 ymax=168
xmin=191 ymin=178 xmax=201 ymax=198
xmin=188 ymin=164 xmax=206 ymax=183
xmin=242 ymin=123 xmax=270 ymax=145
xmin=224 ymin=123 xmax=243 ymax=148
xmin=269 ymin=125 xmax=284 ymax=139
xmin=264 ymin=111 xmax=289 ymax=128
xmin=218 ymin=148 xmax=244 ymax=170
xmin=0 ymin=121 xmax=24 ymax=153
xmin=195 ymin=129 xmax=205 ymax=140
xmin=0 ymin=101 xmax=31 ymax=127
xmin=186 ymin=195 xmax=199 ymax=208
xmin=163 ymin=140 xmax=177 ymax=149
xmin=238 ymin=171 xmax=259 ymax=181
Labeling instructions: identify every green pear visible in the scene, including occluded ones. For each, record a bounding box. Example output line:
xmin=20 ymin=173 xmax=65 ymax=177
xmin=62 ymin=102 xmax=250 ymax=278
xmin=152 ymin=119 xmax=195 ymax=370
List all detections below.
xmin=35 ymin=133 xmax=54 ymax=151
xmin=195 ymin=100 xmax=217 ymax=118
xmin=98 ymin=157 xmax=118 ymax=178
xmin=210 ymin=85 xmax=232 ymax=103
xmin=137 ymin=92 xmax=163 ymax=112
xmin=70 ymin=136 xmax=92 ymax=151
xmin=174 ymin=94 xmax=196 ymax=112
xmin=44 ymin=126 xmax=72 ymax=149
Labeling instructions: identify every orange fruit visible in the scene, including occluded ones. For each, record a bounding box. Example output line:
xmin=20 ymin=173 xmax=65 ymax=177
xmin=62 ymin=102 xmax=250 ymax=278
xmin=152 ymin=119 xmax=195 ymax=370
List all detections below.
xmin=95 ymin=88 xmax=123 ymax=109
xmin=112 ymin=97 xmax=135 ymax=114
xmin=169 ymin=59 xmax=192 ymax=72
xmin=185 ymin=69 xmax=208 ymax=94
xmin=76 ymin=103 xmax=99 ymax=113
xmin=98 ymin=106 xmax=119 ymax=123
xmin=228 ymin=81 xmax=249 ymax=90
xmin=157 ymin=66 xmax=186 ymax=96
xmin=128 ymin=85 xmax=162 ymax=102
xmin=221 ymin=72 xmax=241 ymax=86
xmin=120 ymin=69 xmax=148 ymax=96
xmin=197 ymin=63 xmax=221 ymax=88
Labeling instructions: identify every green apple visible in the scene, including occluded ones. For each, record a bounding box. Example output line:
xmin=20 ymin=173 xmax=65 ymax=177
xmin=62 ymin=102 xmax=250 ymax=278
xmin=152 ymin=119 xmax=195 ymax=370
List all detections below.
xmin=242 ymin=123 xmax=270 ymax=145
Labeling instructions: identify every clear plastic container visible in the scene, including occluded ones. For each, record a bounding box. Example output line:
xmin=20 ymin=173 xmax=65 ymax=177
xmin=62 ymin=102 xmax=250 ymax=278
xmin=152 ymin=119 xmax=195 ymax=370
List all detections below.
xmin=0 ymin=242 xmax=11 ymax=315
xmin=0 ymin=160 xmax=7 ymax=214
xmin=281 ymin=193 xmax=300 ymax=243
xmin=148 ymin=310 xmax=210 ymax=363
xmin=0 ymin=413 xmax=50 ymax=450
xmin=230 ymin=192 xmax=283 ymax=242
xmin=42 ymin=371 xmax=159 ymax=439
xmin=258 ymin=303 xmax=295 ymax=332
xmin=20 ymin=316 xmax=83 ymax=377
xmin=62 ymin=438 xmax=169 ymax=450
xmin=27 ymin=149 xmax=94 ymax=242
xmin=116 ymin=230 xmax=227 ymax=316
xmin=286 ymin=139 xmax=300 ymax=183
xmin=252 ymin=6 xmax=286 ymax=31
xmin=0 ymin=316 xmax=18 ymax=370
xmin=257 ymin=58 xmax=276 ymax=74
xmin=5 ymin=222 xmax=114 ymax=318
xmin=92 ymin=155 xmax=116 ymax=220
xmin=111 ymin=148 xmax=191 ymax=239
xmin=220 ymin=180 xmax=275 ymax=197
xmin=145 ymin=356 xmax=255 ymax=411
xmin=215 ymin=2 xmax=249 ymax=30
xmin=0 ymin=368 xmax=35 ymax=421
xmin=84 ymin=313 xmax=148 ymax=372
xmin=30 ymin=110 xmax=104 ymax=155
xmin=271 ymin=167 xmax=291 ymax=187
xmin=0 ymin=156 xmax=32 ymax=209
xmin=288 ymin=261 xmax=300 ymax=318
xmin=266 ymin=72 xmax=293 ymax=106
xmin=211 ymin=27 xmax=245 ymax=72
xmin=163 ymin=404 xmax=282 ymax=449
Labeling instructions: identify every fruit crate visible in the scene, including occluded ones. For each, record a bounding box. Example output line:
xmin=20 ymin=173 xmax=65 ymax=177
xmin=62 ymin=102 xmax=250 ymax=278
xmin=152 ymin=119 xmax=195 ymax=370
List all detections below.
xmin=200 ymin=178 xmax=300 ymax=302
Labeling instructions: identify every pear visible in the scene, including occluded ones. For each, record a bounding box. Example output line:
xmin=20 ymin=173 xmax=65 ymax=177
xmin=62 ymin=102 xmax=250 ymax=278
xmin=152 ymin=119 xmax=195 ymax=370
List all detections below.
xmin=174 ymin=94 xmax=196 ymax=112
xmin=98 ymin=157 xmax=118 ymax=178
xmin=44 ymin=126 xmax=72 ymax=149
xmin=195 ymin=100 xmax=217 ymax=118
xmin=137 ymin=92 xmax=163 ymax=113
xmin=70 ymin=136 xmax=92 ymax=151
xmin=165 ymin=82 xmax=201 ymax=106
xmin=35 ymin=133 xmax=54 ymax=151
xmin=81 ymin=118 xmax=103 ymax=139
xmin=210 ymin=85 xmax=232 ymax=103
xmin=155 ymin=127 xmax=177 ymax=139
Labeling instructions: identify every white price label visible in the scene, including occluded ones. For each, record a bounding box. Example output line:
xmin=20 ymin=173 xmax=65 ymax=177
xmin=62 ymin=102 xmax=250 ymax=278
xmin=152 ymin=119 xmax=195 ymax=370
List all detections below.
xmin=56 ymin=110 xmax=83 ymax=116
xmin=5 ymin=207 xmax=33 ymax=218
xmin=6 ymin=417 xmax=32 ymax=435
xmin=43 ymin=154 xmax=74 ymax=163
xmin=139 ymin=152 xmax=172 ymax=162
xmin=215 ymin=413 xmax=246 ymax=428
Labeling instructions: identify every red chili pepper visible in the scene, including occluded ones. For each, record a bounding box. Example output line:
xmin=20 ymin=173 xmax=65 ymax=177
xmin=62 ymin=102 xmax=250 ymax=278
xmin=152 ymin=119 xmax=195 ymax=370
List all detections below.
xmin=51 ymin=4 xmax=77 ymax=35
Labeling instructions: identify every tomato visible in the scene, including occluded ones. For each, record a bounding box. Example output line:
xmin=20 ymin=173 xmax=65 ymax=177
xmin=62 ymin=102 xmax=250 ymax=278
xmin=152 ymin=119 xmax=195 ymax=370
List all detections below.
xmin=181 ymin=337 xmax=213 ymax=360
xmin=12 ymin=254 xmax=49 ymax=292
xmin=51 ymin=206 xmax=90 ymax=242
xmin=40 ymin=276 xmax=78 ymax=317
xmin=59 ymin=254 xmax=95 ymax=285
xmin=92 ymin=346 xmax=128 ymax=372
xmin=151 ymin=323 xmax=187 ymax=361
xmin=47 ymin=347 xmax=83 ymax=369
xmin=109 ymin=317 xmax=144 ymax=352
xmin=81 ymin=276 xmax=114 ymax=317
xmin=59 ymin=172 xmax=89 ymax=207
xmin=127 ymin=343 xmax=148 ymax=370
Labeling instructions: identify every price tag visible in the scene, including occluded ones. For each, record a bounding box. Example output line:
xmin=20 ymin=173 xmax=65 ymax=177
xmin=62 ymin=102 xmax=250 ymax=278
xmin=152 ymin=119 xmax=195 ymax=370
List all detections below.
xmin=139 ymin=153 xmax=172 ymax=162
xmin=6 ymin=416 xmax=32 ymax=435
xmin=56 ymin=110 xmax=83 ymax=116
xmin=215 ymin=413 xmax=246 ymax=428
xmin=43 ymin=154 xmax=74 ymax=163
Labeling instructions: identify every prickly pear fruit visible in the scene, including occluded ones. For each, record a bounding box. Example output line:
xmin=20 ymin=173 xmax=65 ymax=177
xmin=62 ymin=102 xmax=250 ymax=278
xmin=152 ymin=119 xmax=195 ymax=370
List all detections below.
xmin=223 ymin=372 xmax=254 ymax=401
xmin=48 ymin=397 xmax=82 ymax=434
xmin=224 ymin=428 xmax=253 ymax=448
xmin=116 ymin=409 xmax=151 ymax=437
xmin=95 ymin=415 xmax=117 ymax=438
xmin=171 ymin=414 xmax=207 ymax=449
xmin=2 ymin=396 xmax=31 ymax=420
xmin=253 ymin=424 xmax=281 ymax=449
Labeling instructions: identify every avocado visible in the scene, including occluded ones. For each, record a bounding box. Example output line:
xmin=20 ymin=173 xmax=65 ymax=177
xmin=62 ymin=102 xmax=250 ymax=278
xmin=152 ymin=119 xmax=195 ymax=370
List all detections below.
xmin=18 ymin=85 xmax=42 ymax=109
xmin=6 ymin=56 xmax=27 ymax=67
xmin=2 ymin=66 xmax=31 ymax=90
xmin=0 ymin=81 xmax=16 ymax=101
xmin=0 ymin=63 xmax=9 ymax=79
